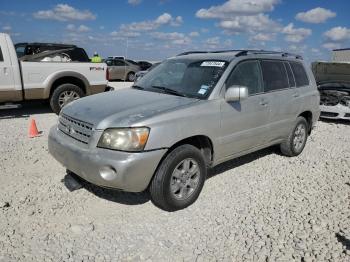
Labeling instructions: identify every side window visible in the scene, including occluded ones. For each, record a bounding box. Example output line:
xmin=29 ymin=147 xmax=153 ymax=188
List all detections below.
xmin=226 ymin=60 xmax=263 ymax=95
xmin=0 ymin=47 xmax=3 ymax=62
xmin=290 ymin=62 xmax=309 ymax=87
xmin=105 ymin=60 xmax=114 ymax=66
xmin=260 ymin=60 xmax=289 ymax=92
xmin=114 ymin=60 xmax=126 ymax=66
xmin=284 ymin=62 xmax=296 ymax=87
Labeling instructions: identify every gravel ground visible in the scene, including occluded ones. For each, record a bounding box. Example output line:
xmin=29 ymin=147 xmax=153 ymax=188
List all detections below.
xmin=0 ymin=102 xmax=349 ymax=262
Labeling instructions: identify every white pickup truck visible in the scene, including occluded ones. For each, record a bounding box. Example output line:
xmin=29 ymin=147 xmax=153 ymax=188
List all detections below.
xmin=0 ymin=33 xmax=108 ymax=114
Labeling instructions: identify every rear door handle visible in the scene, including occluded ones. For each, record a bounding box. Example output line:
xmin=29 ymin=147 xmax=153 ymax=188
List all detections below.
xmin=259 ymin=100 xmax=269 ymax=106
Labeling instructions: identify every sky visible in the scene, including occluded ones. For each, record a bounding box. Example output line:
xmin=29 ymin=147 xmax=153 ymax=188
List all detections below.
xmin=1 ymin=0 xmax=350 ymax=63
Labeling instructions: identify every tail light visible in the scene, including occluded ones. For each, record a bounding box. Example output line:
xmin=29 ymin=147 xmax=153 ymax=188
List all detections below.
xmin=106 ymin=68 xmax=109 ymax=81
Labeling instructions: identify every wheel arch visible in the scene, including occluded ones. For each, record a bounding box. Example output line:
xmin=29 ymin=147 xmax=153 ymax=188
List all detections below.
xmin=158 ymin=135 xmax=214 ymax=170
xmin=298 ymin=111 xmax=313 ymax=134
xmin=44 ymin=72 xmax=89 ymax=99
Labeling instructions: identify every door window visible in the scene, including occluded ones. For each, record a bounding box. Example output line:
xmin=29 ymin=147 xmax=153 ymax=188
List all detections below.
xmin=105 ymin=59 xmax=114 ymax=66
xmin=290 ymin=62 xmax=309 ymax=87
xmin=0 ymin=47 xmax=3 ymax=62
xmin=226 ymin=60 xmax=263 ymax=95
xmin=260 ymin=60 xmax=289 ymax=92
xmin=114 ymin=60 xmax=126 ymax=66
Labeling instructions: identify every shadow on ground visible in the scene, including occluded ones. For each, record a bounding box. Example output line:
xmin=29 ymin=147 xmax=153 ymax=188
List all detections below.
xmin=208 ymin=146 xmax=279 ymax=179
xmin=335 ymin=233 xmax=350 ymax=251
xmin=0 ymin=102 xmax=52 ymax=119
xmin=62 ymin=172 xmax=150 ymax=206
xmin=62 ymin=146 xmax=281 ymax=206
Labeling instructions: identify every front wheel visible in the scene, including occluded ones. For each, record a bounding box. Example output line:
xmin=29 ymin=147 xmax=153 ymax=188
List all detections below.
xmin=149 ymin=144 xmax=207 ymax=211
xmin=50 ymin=83 xmax=84 ymax=114
xmin=280 ymin=116 xmax=308 ymax=157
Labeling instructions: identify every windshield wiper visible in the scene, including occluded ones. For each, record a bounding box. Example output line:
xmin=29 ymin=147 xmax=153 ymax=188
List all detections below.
xmin=151 ymin=85 xmax=188 ymax=97
xmin=132 ymin=85 xmax=145 ymax=90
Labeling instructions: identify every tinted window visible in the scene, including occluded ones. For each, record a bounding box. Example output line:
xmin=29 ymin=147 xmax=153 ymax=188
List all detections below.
xmin=0 ymin=47 xmax=3 ymax=61
xmin=290 ymin=62 xmax=309 ymax=87
xmin=261 ymin=60 xmax=289 ymax=92
xmin=66 ymin=48 xmax=90 ymax=62
xmin=15 ymin=45 xmax=26 ymax=58
xmin=284 ymin=62 xmax=296 ymax=87
xmin=105 ymin=59 xmax=114 ymax=66
xmin=126 ymin=59 xmax=138 ymax=65
xmin=226 ymin=60 xmax=263 ymax=95
xmin=114 ymin=60 xmax=126 ymax=66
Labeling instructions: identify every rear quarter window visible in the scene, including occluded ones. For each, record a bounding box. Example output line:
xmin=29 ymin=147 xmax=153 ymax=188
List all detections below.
xmin=260 ymin=60 xmax=289 ymax=92
xmin=0 ymin=47 xmax=3 ymax=61
xmin=290 ymin=62 xmax=309 ymax=87
xmin=284 ymin=62 xmax=296 ymax=87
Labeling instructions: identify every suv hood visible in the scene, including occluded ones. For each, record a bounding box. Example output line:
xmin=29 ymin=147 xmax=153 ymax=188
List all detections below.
xmin=62 ymin=88 xmax=198 ymax=129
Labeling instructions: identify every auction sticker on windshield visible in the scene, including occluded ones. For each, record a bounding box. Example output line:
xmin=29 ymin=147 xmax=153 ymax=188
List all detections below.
xmin=201 ymin=61 xmax=225 ymax=67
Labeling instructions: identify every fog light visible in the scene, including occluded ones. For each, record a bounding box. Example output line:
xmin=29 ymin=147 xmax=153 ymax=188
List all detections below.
xmin=99 ymin=166 xmax=117 ymax=181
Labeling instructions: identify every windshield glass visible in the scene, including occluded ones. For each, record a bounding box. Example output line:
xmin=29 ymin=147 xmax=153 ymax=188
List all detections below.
xmin=135 ymin=59 xmax=228 ymax=99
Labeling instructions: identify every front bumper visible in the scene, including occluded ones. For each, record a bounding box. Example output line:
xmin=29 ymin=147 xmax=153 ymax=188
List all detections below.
xmin=320 ymin=104 xmax=350 ymax=120
xmin=48 ymin=125 xmax=166 ymax=192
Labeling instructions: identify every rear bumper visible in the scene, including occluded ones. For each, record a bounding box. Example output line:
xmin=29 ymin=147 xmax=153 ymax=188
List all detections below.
xmin=48 ymin=126 xmax=166 ymax=192
xmin=87 ymin=84 xmax=107 ymax=95
xmin=320 ymin=105 xmax=350 ymax=120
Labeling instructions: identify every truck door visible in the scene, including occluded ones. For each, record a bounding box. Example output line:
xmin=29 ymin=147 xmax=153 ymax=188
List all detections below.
xmin=0 ymin=35 xmax=21 ymax=102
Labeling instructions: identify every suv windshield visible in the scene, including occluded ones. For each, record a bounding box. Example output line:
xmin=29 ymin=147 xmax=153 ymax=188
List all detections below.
xmin=135 ymin=59 xmax=228 ymax=99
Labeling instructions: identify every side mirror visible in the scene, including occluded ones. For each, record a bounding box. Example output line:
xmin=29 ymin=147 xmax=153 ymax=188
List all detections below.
xmin=225 ymin=86 xmax=248 ymax=102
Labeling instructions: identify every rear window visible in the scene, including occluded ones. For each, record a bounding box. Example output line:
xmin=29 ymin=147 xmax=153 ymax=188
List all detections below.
xmin=290 ymin=62 xmax=309 ymax=87
xmin=0 ymin=47 xmax=3 ymax=61
xmin=66 ymin=48 xmax=90 ymax=62
xmin=260 ymin=60 xmax=289 ymax=92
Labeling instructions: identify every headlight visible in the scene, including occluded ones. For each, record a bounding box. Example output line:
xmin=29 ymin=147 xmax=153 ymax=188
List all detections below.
xmin=97 ymin=127 xmax=150 ymax=152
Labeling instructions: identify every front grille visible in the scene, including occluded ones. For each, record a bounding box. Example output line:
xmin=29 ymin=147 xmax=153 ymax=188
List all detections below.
xmin=58 ymin=114 xmax=93 ymax=144
xmin=344 ymin=113 xmax=350 ymax=118
xmin=320 ymin=112 xmax=339 ymax=118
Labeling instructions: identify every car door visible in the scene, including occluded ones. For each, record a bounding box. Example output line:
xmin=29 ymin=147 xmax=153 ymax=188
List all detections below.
xmin=220 ymin=60 xmax=271 ymax=158
xmin=259 ymin=60 xmax=297 ymax=142
xmin=106 ymin=60 xmax=117 ymax=80
xmin=0 ymin=40 xmax=19 ymax=101
xmin=114 ymin=60 xmax=127 ymax=80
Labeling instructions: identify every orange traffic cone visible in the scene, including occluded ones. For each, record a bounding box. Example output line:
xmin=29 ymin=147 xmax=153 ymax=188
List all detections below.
xmin=29 ymin=119 xmax=40 ymax=138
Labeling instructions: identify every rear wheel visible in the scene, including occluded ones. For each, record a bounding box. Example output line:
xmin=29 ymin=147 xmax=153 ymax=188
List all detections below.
xmin=127 ymin=72 xmax=136 ymax=82
xmin=50 ymin=83 xmax=84 ymax=114
xmin=149 ymin=144 xmax=206 ymax=211
xmin=280 ymin=116 xmax=308 ymax=157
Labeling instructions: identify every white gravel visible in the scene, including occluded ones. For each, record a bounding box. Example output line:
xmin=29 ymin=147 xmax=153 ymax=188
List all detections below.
xmin=0 ymin=102 xmax=349 ymax=262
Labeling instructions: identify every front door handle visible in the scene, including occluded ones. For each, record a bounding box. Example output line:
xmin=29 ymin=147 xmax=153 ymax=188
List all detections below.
xmin=3 ymin=67 xmax=8 ymax=75
xmin=293 ymin=92 xmax=300 ymax=98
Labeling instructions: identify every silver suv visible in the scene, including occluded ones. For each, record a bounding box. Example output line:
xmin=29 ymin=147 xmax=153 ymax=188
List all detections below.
xmin=49 ymin=50 xmax=320 ymax=211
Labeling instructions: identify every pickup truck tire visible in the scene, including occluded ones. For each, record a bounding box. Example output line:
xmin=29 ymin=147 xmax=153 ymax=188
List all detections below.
xmin=127 ymin=72 xmax=136 ymax=82
xmin=149 ymin=144 xmax=206 ymax=211
xmin=50 ymin=83 xmax=84 ymax=114
xmin=280 ymin=116 xmax=308 ymax=157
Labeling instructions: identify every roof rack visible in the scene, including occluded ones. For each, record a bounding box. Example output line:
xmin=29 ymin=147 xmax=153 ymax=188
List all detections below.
xmin=177 ymin=50 xmax=303 ymax=60
xmin=236 ymin=50 xmax=303 ymax=60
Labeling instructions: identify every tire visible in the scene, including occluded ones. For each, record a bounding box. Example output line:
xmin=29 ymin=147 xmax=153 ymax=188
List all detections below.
xmin=280 ymin=116 xmax=308 ymax=157
xmin=49 ymin=83 xmax=85 ymax=114
xmin=149 ymin=144 xmax=207 ymax=211
xmin=127 ymin=72 xmax=136 ymax=82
